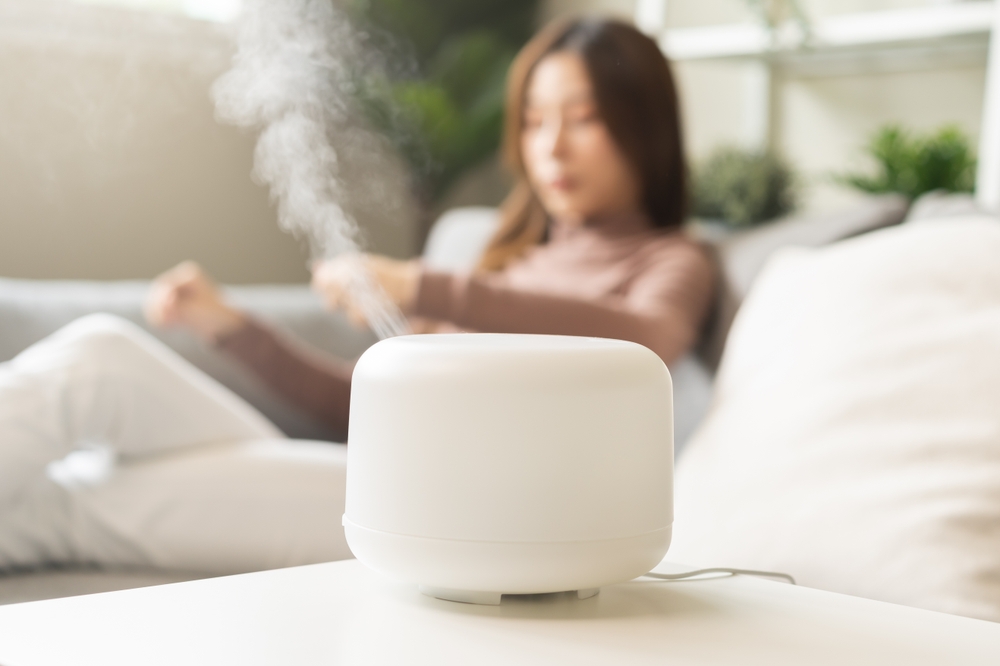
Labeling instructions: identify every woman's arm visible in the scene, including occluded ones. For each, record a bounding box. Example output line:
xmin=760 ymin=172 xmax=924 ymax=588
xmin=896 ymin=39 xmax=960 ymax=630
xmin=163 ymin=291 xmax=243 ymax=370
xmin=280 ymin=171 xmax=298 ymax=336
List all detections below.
xmin=217 ymin=319 xmax=353 ymax=441
xmin=146 ymin=262 xmax=353 ymax=441
xmin=414 ymin=242 xmax=716 ymax=365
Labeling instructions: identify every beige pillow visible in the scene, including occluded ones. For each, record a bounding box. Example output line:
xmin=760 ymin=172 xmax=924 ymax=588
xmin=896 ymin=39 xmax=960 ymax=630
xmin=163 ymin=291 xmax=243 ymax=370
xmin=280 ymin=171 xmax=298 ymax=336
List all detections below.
xmin=669 ymin=216 xmax=1000 ymax=622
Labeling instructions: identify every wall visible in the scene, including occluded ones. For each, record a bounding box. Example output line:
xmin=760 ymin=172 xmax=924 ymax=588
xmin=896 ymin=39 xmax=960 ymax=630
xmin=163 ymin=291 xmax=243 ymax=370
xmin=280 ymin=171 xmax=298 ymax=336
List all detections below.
xmin=1 ymin=0 xmax=989 ymax=284
xmin=0 ymin=1 xmax=417 ymax=284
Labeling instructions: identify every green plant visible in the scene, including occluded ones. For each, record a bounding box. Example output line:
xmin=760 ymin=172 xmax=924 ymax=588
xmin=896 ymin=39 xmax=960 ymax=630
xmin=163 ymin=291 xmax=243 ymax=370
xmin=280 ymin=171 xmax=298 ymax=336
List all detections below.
xmin=840 ymin=124 xmax=976 ymax=200
xmin=692 ymin=148 xmax=797 ymax=227
xmin=345 ymin=0 xmax=539 ymax=202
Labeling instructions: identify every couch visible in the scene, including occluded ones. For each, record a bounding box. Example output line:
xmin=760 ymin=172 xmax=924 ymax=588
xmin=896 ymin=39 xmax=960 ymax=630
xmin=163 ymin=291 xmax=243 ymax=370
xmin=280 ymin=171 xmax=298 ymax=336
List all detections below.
xmin=0 ymin=196 xmax=911 ymax=604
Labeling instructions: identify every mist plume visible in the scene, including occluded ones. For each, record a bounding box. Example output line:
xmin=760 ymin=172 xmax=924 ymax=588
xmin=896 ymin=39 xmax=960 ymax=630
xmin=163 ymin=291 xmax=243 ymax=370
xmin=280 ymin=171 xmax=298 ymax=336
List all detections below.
xmin=211 ymin=0 xmax=410 ymax=339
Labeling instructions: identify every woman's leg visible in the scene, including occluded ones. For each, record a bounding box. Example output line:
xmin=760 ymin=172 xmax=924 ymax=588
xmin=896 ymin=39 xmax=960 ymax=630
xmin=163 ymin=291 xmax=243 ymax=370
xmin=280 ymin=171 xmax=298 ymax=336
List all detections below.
xmin=0 ymin=313 xmax=282 ymax=505
xmin=0 ymin=313 xmax=316 ymax=570
xmin=62 ymin=438 xmax=352 ymax=574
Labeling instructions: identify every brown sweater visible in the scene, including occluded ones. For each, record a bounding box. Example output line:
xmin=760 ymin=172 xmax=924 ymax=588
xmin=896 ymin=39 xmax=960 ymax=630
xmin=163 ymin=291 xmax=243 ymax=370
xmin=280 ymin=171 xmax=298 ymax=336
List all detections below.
xmin=218 ymin=215 xmax=715 ymax=440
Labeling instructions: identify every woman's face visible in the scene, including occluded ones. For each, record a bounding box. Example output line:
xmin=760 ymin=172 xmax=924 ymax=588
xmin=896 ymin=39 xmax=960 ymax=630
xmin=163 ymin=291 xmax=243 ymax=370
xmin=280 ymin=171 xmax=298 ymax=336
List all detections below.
xmin=521 ymin=51 xmax=642 ymax=225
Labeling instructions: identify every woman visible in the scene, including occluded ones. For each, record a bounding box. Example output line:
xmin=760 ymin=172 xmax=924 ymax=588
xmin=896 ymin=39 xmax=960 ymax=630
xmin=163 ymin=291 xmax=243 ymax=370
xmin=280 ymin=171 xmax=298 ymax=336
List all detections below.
xmin=0 ymin=19 xmax=713 ymax=575
xmin=148 ymin=18 xmax=715 ymax=442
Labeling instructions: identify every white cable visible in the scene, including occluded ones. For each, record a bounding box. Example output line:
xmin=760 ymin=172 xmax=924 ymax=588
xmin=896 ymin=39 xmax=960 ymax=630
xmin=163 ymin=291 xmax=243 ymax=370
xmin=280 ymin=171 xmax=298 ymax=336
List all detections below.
xmin=643 ymin=568 xmax=796 ymax=585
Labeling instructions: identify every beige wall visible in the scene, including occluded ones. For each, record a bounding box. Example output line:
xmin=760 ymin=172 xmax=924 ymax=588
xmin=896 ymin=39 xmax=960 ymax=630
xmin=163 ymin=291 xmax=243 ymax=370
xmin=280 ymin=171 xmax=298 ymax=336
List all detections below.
xmin=545 ymin=0 xmax=988 ymax=212
xmin=0 ymin=1 xmax=416 ymax=284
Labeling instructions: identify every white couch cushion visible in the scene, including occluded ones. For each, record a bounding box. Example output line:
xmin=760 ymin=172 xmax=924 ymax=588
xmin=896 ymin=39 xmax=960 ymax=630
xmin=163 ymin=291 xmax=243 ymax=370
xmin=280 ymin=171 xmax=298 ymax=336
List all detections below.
xmin=421 ymin=206 xmax=500 ymax=271
xmin=669 ymin=216 xmax=1000 ymax=622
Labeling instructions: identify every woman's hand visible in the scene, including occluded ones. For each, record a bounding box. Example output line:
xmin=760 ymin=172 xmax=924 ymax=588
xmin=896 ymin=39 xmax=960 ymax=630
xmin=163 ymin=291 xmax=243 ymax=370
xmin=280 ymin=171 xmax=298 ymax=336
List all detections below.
xmin=311 ymin=254 xmax=420 ymax=327
xmin=145 ymin=261 xmax=246 ymax=342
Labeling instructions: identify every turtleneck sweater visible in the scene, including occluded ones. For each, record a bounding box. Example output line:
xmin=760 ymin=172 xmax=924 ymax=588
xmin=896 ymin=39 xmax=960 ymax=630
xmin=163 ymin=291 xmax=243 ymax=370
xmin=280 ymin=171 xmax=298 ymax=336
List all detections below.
xmin=218 ymin=215 xmax=715 ymax=440
xmin=417 ymin=214 xmax=714 ymax=362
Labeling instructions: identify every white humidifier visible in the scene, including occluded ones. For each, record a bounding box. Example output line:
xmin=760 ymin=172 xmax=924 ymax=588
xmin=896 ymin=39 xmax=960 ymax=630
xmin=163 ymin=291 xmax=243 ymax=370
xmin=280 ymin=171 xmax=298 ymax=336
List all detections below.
xmin=343 ymin=333 xmax=673 ymax=605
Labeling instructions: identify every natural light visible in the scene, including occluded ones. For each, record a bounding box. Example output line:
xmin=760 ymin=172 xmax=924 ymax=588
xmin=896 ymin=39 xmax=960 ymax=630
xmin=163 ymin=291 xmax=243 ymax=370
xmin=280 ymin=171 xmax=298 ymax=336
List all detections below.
xmin=69 ymin=0 xmax=242 ymax=22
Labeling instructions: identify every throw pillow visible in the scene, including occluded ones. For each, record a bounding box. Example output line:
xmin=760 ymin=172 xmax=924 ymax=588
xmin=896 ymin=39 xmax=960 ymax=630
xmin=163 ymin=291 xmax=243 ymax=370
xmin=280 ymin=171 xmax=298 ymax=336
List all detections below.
xmin=669 ymin=216 xmax=1000 ymax=622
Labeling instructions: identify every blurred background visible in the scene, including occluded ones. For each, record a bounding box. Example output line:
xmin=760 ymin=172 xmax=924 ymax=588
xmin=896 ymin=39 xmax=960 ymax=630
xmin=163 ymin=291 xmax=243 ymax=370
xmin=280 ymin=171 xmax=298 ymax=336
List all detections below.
xmin=0 ymin=0 xmax=990 ymax=282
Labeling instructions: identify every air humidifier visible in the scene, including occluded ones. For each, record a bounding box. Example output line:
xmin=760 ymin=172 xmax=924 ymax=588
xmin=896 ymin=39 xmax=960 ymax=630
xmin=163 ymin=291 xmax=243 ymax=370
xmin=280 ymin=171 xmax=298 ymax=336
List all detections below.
xmin=343 ymin=333 xmax=673 ymax=605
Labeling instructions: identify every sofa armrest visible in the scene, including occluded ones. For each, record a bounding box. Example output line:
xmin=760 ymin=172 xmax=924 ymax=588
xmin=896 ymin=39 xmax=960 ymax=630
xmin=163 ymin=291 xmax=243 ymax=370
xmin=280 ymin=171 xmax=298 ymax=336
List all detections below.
xmin=0 ymin=278 xmax=375 ymax=440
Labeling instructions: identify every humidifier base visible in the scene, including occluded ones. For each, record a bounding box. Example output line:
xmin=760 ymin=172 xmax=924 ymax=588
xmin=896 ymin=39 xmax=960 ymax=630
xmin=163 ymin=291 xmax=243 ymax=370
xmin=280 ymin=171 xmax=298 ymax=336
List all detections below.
xmin=419 ymin=586 xmax=600 ymax=606
xmin=344 ymin=517 xmax=671 ymax=598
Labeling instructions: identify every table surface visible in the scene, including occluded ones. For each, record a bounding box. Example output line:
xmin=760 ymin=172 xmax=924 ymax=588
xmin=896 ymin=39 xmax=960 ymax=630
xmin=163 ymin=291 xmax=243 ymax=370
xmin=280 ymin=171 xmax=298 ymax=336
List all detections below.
xmin=0 ymin=559 xmax=997 ymax=666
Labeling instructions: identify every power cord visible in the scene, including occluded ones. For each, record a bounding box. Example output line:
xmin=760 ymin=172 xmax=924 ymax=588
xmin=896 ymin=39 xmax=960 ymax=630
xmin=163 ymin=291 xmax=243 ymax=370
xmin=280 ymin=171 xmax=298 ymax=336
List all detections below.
xmin=643 ymin=568 xmax=796 ymax=585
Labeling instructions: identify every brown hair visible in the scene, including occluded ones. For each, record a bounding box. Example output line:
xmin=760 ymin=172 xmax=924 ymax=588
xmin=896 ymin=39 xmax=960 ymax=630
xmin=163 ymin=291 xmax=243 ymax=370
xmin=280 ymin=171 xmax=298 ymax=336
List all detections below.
xmin=478 ymin=18 xmax=688 ymax=272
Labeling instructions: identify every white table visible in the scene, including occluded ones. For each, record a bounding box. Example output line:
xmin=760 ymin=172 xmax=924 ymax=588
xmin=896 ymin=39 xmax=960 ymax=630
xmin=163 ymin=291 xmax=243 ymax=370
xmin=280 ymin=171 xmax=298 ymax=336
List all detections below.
xmin=0 ymin=559 xmax=997 ymax=665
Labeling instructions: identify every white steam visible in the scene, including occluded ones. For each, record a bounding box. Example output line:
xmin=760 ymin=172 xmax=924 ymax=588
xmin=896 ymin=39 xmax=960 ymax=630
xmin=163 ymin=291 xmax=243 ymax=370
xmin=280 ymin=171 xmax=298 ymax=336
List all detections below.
xmin=211 ymin=0 xmax=409 ymax=339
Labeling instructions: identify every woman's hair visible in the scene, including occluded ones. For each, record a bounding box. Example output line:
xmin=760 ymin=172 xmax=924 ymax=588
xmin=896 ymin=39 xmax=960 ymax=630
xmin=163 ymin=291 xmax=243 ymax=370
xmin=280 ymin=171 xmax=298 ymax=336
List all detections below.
xmin=477 ymin=18 xmax=688 ymax=272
